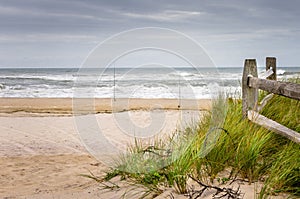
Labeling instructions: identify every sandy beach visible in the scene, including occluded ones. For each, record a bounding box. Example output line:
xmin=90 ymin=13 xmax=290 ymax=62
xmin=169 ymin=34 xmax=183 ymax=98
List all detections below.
xmin=0 ymin=98 xmax=289 ymax=198
xmin=0 ymin=98 xmax=211 ymax=116
xmin=0 ymin=98 xmax=211 ymax=198
xmin=1 ymin=0 xmax=299 ymax=197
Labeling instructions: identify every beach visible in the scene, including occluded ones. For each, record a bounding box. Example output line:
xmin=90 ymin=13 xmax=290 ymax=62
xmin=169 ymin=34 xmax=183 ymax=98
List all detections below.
xmin=0 ymin=98 xmax=210 ymax=198
xmin=0 ymin=98 xmax=211 ymax=115
xmin=1 ymin=1 xmax=299 ymax=197
xmin=0 ymin=97 xmax=291 ymax=198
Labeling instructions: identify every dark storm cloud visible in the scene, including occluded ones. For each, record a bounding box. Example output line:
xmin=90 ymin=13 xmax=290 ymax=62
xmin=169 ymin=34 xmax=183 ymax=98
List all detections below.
xmin=0 ymin=0 xmax=299 ymax=67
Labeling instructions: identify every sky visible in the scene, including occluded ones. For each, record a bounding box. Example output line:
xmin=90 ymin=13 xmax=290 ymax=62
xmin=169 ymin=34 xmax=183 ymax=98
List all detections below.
xmin=0 ymin=0 xmax=300 ymax=68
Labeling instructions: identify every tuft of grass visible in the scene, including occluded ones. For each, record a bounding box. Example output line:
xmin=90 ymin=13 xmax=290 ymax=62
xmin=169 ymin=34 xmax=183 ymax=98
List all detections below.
xmin=261 ymin=95 xmax=300 ymax=132
xmin=100 ymin=79 xmax=300 ymax=198
xmin=260 ymin=143 xmax=300 ymax=198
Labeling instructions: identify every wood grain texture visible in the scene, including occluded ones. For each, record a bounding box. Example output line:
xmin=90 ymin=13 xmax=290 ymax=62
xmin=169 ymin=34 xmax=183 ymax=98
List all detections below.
xmin=248 ymin=110 xmax=300 ymax=144
xmin=248 ymin=77 xmax=300 ymax=100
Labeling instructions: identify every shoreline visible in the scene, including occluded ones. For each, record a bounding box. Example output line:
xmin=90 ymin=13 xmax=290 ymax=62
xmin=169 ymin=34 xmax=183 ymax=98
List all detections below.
xmin=0 ymin=97 xmax=212 ymax=116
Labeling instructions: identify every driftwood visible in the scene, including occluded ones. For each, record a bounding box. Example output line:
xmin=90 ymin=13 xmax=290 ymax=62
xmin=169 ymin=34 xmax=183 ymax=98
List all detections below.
xmin=186 ymin=175 xmax=243 ymax=199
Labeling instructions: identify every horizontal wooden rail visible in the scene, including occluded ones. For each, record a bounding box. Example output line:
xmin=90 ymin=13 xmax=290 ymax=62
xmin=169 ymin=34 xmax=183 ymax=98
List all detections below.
xmin=242 ymin=57 xmax=299 ymax=144
xmin=248 ymin=110 xmax=300 ymax=144
xmin=248 ymin=77 xmax=300 ymax=100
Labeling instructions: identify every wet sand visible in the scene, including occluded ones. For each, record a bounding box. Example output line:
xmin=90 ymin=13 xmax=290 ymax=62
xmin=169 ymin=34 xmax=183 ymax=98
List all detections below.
xmin=0 ymin=98 xmax=211 ymax=116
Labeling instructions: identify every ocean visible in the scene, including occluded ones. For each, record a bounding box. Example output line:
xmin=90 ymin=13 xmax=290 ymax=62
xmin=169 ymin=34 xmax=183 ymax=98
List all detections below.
xmin=0 ymin=67 xmax=299 ymax=99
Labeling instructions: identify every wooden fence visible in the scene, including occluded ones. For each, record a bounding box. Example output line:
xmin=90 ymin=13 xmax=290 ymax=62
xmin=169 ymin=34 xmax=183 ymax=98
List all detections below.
xmin=242 ymin=57 xmax=300 ymax=144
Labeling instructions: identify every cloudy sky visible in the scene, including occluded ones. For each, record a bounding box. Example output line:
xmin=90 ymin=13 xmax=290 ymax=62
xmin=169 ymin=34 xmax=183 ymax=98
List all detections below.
xmin=0 ymin=0 xmax=300 ymax=68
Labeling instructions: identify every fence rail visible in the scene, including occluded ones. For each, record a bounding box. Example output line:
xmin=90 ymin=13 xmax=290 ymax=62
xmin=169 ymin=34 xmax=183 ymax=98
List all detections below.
xmin=248 ymin=77 xmax=300 ymax=100
xmin=242 ymin=57 xmax=300 ymax=144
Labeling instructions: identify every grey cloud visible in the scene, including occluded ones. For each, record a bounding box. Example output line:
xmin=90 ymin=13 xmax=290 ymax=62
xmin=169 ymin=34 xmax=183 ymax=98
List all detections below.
xmin=0 ymin=0 xmax=299 ymax=67
xmin=1 ymin=0 xmax=298 ymax=33
xmin=122 ymin=10 xmax=204 ymax=22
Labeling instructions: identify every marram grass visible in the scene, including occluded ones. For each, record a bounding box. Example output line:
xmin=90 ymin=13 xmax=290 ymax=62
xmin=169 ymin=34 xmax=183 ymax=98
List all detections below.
xmin=104 ymin=88 xmax=300 ymax=198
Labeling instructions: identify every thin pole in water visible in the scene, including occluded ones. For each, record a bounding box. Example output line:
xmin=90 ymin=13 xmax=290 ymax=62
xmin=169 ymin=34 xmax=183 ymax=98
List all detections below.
xmin=178 ymin=72 xmax=181 ymax=109
xmin=113 ymin=63 xmax=116 ymax=101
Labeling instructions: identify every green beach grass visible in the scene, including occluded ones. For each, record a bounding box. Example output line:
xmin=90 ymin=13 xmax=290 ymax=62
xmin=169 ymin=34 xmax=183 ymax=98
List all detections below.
xmin=101 ymin=79 xmax=300 ymax=198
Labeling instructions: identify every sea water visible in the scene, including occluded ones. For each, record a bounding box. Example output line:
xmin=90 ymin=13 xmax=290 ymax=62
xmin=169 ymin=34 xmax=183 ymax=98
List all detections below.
xmin=0 ymin=67 xmax=299 ymax=99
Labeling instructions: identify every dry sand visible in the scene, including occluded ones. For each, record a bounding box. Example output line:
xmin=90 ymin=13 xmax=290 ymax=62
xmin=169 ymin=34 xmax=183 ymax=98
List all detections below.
xmin=0 ymin=98 xmax=208 ymax=198
xmin=0 ymin=98 xmax=287 ymax=198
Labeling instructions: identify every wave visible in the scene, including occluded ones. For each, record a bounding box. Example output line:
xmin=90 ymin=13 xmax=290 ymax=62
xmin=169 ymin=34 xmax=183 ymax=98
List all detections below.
xmin=0 ymin=74 xmax=75 ymax=82
xmin=0 ymin=79 xmax=241 ymax=98
xmin=0 ymin=83 xmax=4 ymax=89
xmin=11 ymin=85 xmax=25 ymax=90
xmin=277 ymin=69 xmax=286 ymax=75
xmin=0 ymin=67 xmax=298 ymax=98
xmin=168 ymin=71 xmax=199 ymax=78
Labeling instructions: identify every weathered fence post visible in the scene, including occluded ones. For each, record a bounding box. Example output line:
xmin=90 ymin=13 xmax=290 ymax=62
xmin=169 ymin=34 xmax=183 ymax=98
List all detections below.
xmin=242 ymin=59 xmax=258 ymax=118
xmin=242 ymin=57 xmax=300 ymax=144
xmin=266 ymin=57 xmax=276 ymax=80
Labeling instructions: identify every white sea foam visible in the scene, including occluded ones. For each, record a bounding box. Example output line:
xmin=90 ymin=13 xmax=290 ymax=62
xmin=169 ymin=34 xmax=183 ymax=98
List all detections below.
xmin=0 ymin=67 xmax=298 ymax=98
xmin=277 ymin=69 xmax=286 ymax=75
